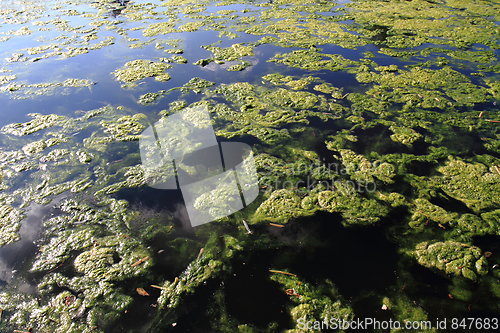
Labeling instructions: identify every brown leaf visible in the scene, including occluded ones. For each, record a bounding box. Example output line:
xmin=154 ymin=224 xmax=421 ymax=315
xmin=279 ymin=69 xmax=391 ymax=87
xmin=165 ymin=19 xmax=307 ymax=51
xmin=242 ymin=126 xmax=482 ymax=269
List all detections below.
xmin=136 ymin=288 xmax=149 ymax=296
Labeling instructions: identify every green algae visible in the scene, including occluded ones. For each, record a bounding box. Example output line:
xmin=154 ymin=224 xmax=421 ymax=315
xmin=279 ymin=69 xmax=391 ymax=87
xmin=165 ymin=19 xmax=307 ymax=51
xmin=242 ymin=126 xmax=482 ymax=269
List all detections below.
xmin=337 ymin=149 xmax=396 ymax=184
xmin=209 ymin=81 xmax=338 ymax=144
xmin=179 ymin=21 xmax=205 ymax=32
xmin=138 ymin=91 xmax=167 ymax=105
xmin=3 ymin=195 xmax=155 ymax=332
xmin=157 ymin=257 xmax=222 ymax=309
xmin=410 ymin=198 xmax=458 ymax=231
xmin=99 ymin=113 xmax=148 ymax=142
xmin=433 ymin=157 xmax=500 ymax=213
xmin=112 ymin=60 xmax=172 ymax=87
xmin=253 ymin=181 xmax=388 ymax=226
xmin=412 ymin=241 xmax=488 ymax=281
xmin=21 ymin=140 xmax=48 ymax=155
xmin=195 ymin=43 xmax=254 ymax=69
xmin=344 ymin=0 xmax=500 ymax=52
xmin=357 ymin=66 xmax=492 ymax=108
xmin=270 ymin=273 xmax=353 ymax=331
xmin=0 ymin=74 xmax=16 ymax=86
xmin=253 ymin=189 xmax=304 ymax=224
xmin=0 ymin=203 xmax=24 ymax=247
xmin=316 ymin=184 xmax=388 ymax=226
xmin=1 ymin=113 xmax=65 ymax=136
xmin=269 ymin=49 xmax=360 ymax=72
xmin=181 ymin=77 xmax=215 ymax=94
xmin=263 ymin=74 xmax=318 ymax=90
xmin=143 ymin=20 xmax=180 ymax=36
xmin=389 ymin=126 xmax=423 ymax=146
xmin=228 ymin=60 xmax=252 ymax=71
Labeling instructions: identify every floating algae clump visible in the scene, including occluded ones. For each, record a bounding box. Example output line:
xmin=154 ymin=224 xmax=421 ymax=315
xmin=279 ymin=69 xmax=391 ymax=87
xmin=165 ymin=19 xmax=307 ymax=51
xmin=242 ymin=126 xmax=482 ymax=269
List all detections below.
xmin=254 ymin=189 xmax=304 ymax=224
xmin=0 ymin=75 xmax=16 ymax=86
xmin=263 ymin=74 xmax=317 ymax=90
xmin=203 ymin=43 xmax=254 ymax=62
xmin=357 ymin=66 xmax=491 ymax=108
xmin=228 ymin=60 xmax=252 ymax=71
xmin=9 ymin=196 xmax=153 ymax=332
xmin=412 ymin=241 xmax=488 ymax=281
xmin=112 ymin=60 xmax=172 ymax=87
xmin=389 ymin=126 xmax=422 ymax=146
xmin=22 ymin=140 xmax=47 ymax=155
xmin=254 ymin=182 xmax=389 ymax=226
xmin=455 ymin=213 xmax=494 ymax=236
xmin=157 ymin=257 xmax=223 ymax=310
xmin=337 ymin=149 xmax=396 ymax=183
xmin=138 ymin=91 xmax=167 ymax=105
xmin=143 ymin=20 xmax=180 ymax=36
xmin=317 ymin=183 xmax=388 ymax=226
xmin=433 ymin=157 xmax=500 ymax=213
xmin=1 ymin=113 xmax=64 ymax=136
xmin=74 ymin=247 xmax=115 ymax=281
xmin=195 ymin=43 xmax=254 ymax=70
xmin=99 ymin=113 xmax=148 ymax=141
xmin=410 ymin=198 xmax=458 ymax=229
xmin=270 ymin=273 xmax=353 ymax=329
xmin=344 ymin=0 xmax=500 ymax=51
xmin=0 ymin=203 xmax=24 ymax=247
xmin=178 ymin=21 xmax=205 ymax=32
xmin=210 ymin=82 xmax=336 ymax=144
xmin=269 ymin=49 xmax=360 ymax=72
xmin=180 ymin=77 xmax=215 ymax=94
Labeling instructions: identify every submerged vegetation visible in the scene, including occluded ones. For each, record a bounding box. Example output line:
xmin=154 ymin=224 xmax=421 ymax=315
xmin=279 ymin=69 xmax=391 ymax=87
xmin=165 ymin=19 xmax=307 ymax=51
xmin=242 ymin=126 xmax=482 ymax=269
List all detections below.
xmin=1 ymin=0 xmax=500 ymax=332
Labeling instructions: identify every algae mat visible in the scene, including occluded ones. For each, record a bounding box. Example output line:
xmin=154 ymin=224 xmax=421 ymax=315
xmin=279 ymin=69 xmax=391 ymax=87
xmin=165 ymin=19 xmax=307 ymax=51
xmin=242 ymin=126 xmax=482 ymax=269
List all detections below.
xmin=1 ymin=0 xmax=500 ymax=332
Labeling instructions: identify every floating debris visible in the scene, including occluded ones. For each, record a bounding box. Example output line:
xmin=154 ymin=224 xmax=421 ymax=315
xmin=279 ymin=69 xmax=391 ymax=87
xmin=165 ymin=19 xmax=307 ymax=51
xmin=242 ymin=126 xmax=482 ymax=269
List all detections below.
xmin=131 ymin=256 xmax=150 ymax=267
xmin=242 ymin=220 xmax=252 ymax=234
xmin=136 ymin=288 xmax=149 ymax=296
xmin=269 ymin=270 xmax=296 ymax=277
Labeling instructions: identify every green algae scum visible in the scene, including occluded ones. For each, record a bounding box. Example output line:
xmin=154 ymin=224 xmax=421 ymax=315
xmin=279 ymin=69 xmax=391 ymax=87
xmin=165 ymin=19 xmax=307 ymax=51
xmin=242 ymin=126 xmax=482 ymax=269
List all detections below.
xmin=1 ymin=0 xmax=500 ymax=331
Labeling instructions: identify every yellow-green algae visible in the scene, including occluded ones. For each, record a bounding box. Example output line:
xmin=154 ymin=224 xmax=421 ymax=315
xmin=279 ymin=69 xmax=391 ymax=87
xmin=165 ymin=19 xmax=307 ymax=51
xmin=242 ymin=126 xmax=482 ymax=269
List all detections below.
xmin=112 ymin=59 xmax=172 ymax=87
xmin=194 ymin=43 xmax=254 ymax=69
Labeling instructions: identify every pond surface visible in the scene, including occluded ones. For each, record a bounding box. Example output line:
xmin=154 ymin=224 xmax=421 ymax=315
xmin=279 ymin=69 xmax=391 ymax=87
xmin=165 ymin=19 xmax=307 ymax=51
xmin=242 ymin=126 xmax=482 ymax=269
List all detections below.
xmin=1 ymin=0 xmax=500 ymax=332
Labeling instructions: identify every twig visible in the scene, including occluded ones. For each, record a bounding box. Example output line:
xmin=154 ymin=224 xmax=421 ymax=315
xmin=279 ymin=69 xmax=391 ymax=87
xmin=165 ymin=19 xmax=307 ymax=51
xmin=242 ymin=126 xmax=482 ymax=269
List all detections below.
xmin=47 ymin=261 xmax=65 ymax=273
xmin=413 ymin=300 xmax=429 ymax=315
xmin=131 ymin=256 xmax=150 ymax=267
xmin=197 ymin=248 xmax=204 ymax=260
xmin=269 ymin=270 xmax=296 ymax=277
xmin=495 ymin=165 xmax=500 ymax=176
xmin=151 ymin=285 xmax=167 ymax=290
xmin=242 ymin=220 xmax=252 ymax=234
xmin=479 ymin=111 xmax=484 ymax=118
xmin=486 ymin=119 xmax=500 ymax=123
xmin=341 ymin=92 xmax=350 ymax=99
xmin=269 ymin=223 xmax=284 ymax=228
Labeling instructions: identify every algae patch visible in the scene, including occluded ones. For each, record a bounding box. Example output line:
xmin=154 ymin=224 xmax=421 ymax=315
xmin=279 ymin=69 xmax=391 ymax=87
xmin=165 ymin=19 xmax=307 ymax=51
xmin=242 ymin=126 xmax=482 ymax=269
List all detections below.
xmin=113 ymin=59 xmax=172 ymax=87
